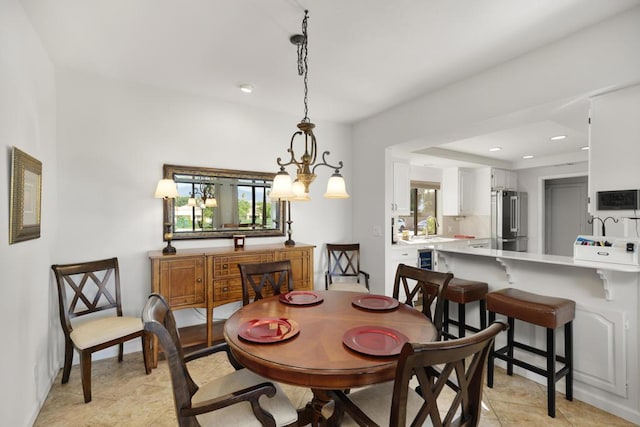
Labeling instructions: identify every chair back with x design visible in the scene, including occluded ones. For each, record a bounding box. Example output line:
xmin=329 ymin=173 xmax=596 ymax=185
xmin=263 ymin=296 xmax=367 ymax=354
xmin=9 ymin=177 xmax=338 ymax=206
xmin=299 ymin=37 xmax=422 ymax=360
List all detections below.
xmin=238 ymin=260 xmax=294 ymax=306
xmin=51 ymin=257 xmax=150 ymax=403
xmin=325 ymin=243 xmax=370 ymax=291
xmin=392 ymin=321 xmax=507 ymax=426
xmin=327 ymin=321 xmax=508 ymax=427
xmin=393 ymin=263 xmax=452 ymax=339
xmin=55 ymin=258 xmax=123 ymax=324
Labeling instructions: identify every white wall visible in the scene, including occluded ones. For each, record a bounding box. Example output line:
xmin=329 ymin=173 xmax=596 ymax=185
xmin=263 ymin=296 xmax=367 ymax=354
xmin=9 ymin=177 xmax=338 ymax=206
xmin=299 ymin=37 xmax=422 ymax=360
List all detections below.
xmin=56 ymin=71 xmax=353 ymax=324
xmin=0 ymin=1 xmax=58 ymax=426
xmin=589 ymin=84 xmax=640 ymax=237
xmin=352 ymin=7 xmax=640 ymax=289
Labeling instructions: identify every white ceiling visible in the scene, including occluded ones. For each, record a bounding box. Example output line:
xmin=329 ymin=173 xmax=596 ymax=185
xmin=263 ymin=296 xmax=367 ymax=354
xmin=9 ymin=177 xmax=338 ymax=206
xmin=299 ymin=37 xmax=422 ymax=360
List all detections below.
xmin=21 ymin=0 xmax=640 ymax=167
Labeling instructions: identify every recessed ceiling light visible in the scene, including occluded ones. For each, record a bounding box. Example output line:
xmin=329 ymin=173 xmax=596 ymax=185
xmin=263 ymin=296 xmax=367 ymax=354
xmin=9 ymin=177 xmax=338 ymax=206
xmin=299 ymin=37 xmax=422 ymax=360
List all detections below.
xmin=522 ymin=155 xmax=534 ymax=159
xmin=550 ymin=135 xmax=567 ymax=141
xmin=238 ymin=83 xmax=253 ymax=93
xmin=489 ymin=147 xmax=502 ymax=152
xmin=581 ymin=146 xmax=590 ymax=150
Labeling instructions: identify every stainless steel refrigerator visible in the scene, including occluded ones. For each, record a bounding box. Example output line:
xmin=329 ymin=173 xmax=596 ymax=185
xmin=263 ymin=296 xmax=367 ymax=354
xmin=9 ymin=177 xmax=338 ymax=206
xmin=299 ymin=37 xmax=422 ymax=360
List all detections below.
xmin=491 ymin=190 xmax=528 ymax=251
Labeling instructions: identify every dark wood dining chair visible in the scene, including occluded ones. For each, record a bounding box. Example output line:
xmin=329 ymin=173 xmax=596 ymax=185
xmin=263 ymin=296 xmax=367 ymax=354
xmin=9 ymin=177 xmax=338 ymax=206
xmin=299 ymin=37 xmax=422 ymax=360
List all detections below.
xmin=326 ymin=321 xmax=508 ymax=426
xmin=142 ymin=294 xmax=298 ymax=427
xmin=51 ymin=257 xmax=152 ymax=403
xmin=325 ymin=243 xmax=370 ymax=293
xmin=392 ymin=263 xmax=453 ymax=340
xmin=238 ymin=260 xmax=294 ymax=306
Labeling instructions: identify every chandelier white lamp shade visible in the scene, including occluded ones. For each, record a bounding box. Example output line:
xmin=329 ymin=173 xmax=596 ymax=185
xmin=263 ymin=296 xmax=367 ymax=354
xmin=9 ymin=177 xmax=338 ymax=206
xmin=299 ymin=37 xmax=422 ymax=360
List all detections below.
xmin=291 ymin=179 xmax=311 ymax=202
xmin=324 ymin=171 xmax=349 ymax=199
xmin=269 ymin=167 xmax=295 ymax=200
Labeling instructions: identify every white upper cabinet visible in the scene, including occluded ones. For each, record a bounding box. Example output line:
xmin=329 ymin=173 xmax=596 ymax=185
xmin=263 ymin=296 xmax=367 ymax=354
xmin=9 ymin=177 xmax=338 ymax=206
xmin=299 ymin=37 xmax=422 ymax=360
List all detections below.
xmin=442 ymin=167 xmax=474 ymax=216
xmin=392 ymin=161 xmax=411 ymax=216
xmin=491 ymin=168 xmax=518 ymax=190
xmin=443 ymin=167 xmax=491 ymax=216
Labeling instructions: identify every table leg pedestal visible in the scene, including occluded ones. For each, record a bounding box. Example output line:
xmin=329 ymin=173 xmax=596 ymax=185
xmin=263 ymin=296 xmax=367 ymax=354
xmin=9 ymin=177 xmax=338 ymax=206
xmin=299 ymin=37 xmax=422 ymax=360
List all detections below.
xmin=297 ymin=389 xmax=344 ymax=427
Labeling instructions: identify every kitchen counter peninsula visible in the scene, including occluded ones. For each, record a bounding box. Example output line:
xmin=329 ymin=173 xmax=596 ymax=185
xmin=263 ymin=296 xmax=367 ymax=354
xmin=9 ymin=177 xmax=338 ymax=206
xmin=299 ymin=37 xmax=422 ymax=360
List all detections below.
xmin=432 ymin=245 xmax=640 ymax=424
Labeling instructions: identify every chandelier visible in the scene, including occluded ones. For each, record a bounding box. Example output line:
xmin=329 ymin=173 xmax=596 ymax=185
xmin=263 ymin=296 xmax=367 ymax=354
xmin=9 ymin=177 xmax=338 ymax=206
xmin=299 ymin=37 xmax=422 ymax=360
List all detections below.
xmin=270 ymin=10 xmax=349 ymax=201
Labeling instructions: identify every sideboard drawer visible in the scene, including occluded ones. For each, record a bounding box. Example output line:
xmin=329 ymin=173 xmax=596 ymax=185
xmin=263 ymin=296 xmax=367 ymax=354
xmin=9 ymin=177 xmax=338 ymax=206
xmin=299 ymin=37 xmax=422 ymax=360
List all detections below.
xmin=213 ymin=278 xmax=243 ymax=305
xmin=212 ymin=253 xmax=273 ymax=278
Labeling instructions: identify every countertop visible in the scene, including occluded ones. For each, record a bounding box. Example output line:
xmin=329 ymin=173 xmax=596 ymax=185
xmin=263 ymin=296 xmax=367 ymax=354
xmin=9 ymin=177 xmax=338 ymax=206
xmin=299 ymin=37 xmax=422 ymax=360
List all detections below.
xmin=435 ymin=245 xmax=640 ymax=272
xmin=396 ymin=236 xmax=489 ymax=246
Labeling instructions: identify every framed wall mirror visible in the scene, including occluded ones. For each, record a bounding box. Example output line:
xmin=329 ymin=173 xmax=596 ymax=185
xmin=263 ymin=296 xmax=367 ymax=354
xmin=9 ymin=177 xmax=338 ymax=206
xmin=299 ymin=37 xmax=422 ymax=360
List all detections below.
xmin=162 ymin=164 xmax=285 ymax=240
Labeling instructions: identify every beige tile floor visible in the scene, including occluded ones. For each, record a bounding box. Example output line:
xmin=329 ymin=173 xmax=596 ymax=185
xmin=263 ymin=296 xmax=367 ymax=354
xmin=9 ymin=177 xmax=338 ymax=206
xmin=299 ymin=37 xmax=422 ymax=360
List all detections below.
xmin=34 ymin=351 xmax=636 ymax=427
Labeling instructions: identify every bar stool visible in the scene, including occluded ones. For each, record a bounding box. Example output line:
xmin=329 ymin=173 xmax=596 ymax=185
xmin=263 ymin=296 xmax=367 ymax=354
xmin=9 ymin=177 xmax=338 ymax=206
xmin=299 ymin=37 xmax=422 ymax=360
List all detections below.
xmin=442 ymin=277 xmax=488 ymax=340
xmin=486 ymin=288 xmax=575 ymax=418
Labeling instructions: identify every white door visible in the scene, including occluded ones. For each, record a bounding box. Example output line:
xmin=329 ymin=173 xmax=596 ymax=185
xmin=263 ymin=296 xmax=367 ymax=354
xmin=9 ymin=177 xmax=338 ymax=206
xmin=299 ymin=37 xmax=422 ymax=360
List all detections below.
xmin=544 ymin=176 xmax=592 ymax=256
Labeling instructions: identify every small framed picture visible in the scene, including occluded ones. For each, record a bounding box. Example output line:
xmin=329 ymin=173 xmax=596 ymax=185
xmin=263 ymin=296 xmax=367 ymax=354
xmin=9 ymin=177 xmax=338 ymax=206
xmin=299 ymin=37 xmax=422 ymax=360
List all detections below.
xmin=233 ymin=235 xmax=245 ymax=249
xmin=10 ymin=147 xmax=42 ymax=244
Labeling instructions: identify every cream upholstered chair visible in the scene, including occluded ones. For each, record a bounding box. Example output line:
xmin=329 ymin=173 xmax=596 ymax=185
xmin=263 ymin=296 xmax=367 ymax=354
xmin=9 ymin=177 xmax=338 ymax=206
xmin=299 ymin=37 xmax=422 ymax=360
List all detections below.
xmin=325 ymin=243 xmax=370 ymax=293
xmin=142 ymin=293 xmax=298 ymax=427
xmin=325 ymin=321 xmax=508 ymax=426
xmin=51 ymin=257 xmax=151 ymax=403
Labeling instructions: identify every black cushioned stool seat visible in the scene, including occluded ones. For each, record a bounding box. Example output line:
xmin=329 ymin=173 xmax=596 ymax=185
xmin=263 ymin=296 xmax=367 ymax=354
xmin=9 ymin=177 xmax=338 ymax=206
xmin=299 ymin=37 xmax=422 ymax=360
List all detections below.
xmin=487 ymin=288 xmax=575 ymax=418
xmin=442 ymin=277 xmax=488 ymax=340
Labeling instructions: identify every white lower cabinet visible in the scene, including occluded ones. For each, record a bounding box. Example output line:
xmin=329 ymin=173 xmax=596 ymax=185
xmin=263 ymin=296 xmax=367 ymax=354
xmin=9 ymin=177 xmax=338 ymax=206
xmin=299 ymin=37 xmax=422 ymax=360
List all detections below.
xmin=387 ymin=247 xmax=417 ymax=295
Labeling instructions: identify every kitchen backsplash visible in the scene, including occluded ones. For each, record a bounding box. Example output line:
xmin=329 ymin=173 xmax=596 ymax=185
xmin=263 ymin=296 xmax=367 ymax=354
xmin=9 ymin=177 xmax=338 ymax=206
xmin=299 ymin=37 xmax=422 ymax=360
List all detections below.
xmin=442 ymin=215 xmax=491 ymax=238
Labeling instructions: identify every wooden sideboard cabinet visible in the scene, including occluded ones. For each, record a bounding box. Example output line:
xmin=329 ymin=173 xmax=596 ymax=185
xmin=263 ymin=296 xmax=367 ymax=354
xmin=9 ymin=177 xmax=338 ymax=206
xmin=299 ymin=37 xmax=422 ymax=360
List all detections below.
xmin=149 ymin=243 xmax=314 ymax=366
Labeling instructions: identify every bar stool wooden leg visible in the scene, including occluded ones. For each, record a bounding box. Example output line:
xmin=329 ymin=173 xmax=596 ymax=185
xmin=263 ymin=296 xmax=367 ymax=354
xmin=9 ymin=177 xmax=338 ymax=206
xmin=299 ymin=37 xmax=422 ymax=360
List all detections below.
xmin=547 ymin=327 xmax=556 ymax=417
xmin=479 ymin=299 xmax=487 ymax=329
xmin=443 ymin=300 xmax=451 ymax=339
xmin=566 ymin=321 xmax=573 ymax=401
xmin=487 ymin=311 xmax=496 ymax=387
xmin=507 ymin=317 xmax=515 ymax=376
xmin=458 ymin=302 xmax=466 ymax=338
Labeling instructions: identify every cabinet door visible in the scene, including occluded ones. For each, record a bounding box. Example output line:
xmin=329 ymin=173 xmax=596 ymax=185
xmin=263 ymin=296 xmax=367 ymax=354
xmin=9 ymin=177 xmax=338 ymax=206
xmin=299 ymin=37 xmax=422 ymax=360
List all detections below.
xmin=459 ymin=169 xmax=475 ymax=215
xmin=506 ymin=170 xmax=518 ymax=190
xmin=157 ymin=257 xmax=205 ymax=308
xmin=276 ymin=247 xmax=313 ymax=290
xmin=493 ymin=168 xmax=517 ymax=190
xmin=442 ymin=168 xmax=459 ymax=216
xmin=393 ymin=161 xmax=411 ymax=216
xmin=491 ymin=168 xmax=506 ymax=189
xmin=443 ymin=167 xmax=474 ymax=216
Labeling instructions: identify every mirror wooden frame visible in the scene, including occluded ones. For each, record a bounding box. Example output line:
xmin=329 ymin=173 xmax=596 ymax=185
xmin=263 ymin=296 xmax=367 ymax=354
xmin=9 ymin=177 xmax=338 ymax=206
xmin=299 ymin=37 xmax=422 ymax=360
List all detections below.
xmin=162 ymin=164 xmax=285 ymax=240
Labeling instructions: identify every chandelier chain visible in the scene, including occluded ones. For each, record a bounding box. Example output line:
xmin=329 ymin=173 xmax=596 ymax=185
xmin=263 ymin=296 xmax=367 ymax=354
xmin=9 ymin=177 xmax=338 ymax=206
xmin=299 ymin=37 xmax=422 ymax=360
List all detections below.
xmin=301 ymin=11 xmax=309 ymax=122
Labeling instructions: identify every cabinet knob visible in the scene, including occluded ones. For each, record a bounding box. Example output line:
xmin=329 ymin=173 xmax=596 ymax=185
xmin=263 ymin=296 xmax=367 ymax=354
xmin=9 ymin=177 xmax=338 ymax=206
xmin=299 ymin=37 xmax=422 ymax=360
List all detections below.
xmin=223 ymin=287 xmax=228 ymax=292
xmin=196 ymin=278 xmax=202 ymax=283
xmin=223 ymin=264 xmax=228 ymax=268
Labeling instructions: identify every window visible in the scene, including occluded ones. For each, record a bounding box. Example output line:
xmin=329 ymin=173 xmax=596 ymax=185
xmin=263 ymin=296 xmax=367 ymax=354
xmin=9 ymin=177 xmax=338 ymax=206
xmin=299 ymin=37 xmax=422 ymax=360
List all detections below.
xmin=398 ymin=181 xmax=440 ymax=236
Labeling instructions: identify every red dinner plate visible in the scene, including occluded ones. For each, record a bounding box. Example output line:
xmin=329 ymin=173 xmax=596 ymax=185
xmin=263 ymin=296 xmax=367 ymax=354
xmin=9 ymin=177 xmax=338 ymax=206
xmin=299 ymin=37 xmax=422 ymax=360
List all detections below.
xmin=238 ymin=318 xmax=300 ymax=343
xmin=279 ymin=291 xmax=324 ymax=306
xmin=343 ymin=326 xmax=409 ymax=356
xmin=352 ymin=294 xmax=399 ymax=311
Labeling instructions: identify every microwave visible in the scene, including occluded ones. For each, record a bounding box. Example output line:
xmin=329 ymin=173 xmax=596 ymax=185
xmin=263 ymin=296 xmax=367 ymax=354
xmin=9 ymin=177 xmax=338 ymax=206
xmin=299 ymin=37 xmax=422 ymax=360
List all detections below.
xmin=596 ymin=189 xmax=640 ymax=210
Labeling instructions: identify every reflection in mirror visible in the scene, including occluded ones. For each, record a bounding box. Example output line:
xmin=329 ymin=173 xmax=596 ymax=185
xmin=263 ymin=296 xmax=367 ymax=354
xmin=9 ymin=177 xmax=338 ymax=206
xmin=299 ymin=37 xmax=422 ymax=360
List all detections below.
xmin=163 ymin=165 xmax=285 ymax=239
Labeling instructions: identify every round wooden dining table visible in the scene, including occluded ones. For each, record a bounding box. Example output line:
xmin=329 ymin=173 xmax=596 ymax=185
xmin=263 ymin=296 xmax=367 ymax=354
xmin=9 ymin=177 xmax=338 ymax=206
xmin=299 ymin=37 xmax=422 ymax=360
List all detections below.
xmin=223 ymin=290 xmax=437 ymax=426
